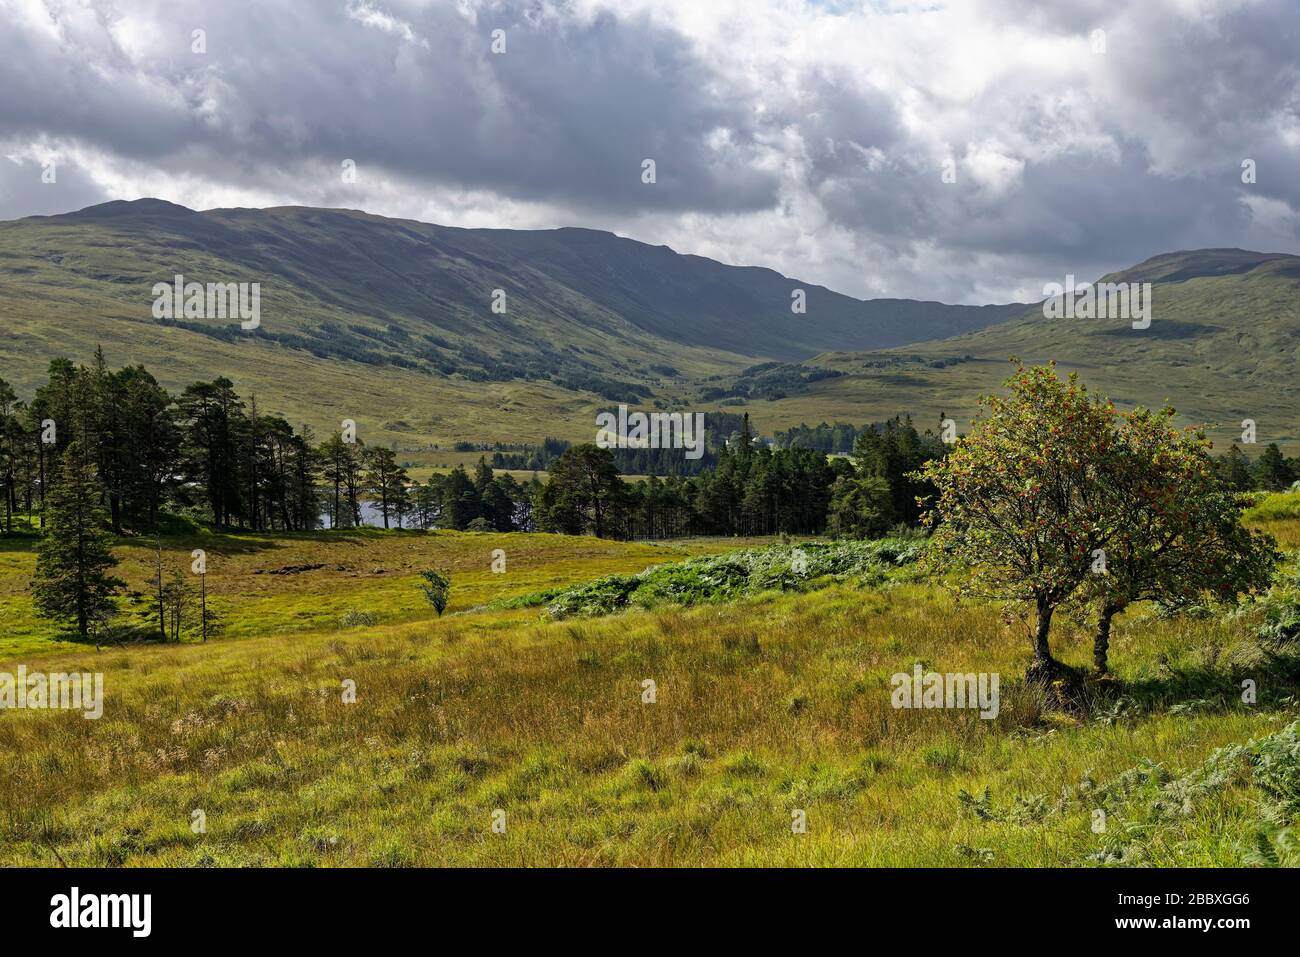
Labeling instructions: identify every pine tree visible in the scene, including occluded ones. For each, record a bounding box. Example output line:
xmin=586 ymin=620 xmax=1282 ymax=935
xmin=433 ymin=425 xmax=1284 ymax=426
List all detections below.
xmin=363 ymin=447 xmax=407 ymax=529
xmin=0 ymin=377 xmax=19 ymax=534
xmin=32 ymin=442 xmax=125 ymax=641
xmin=1253 ymin=443 xmax=1293 ymax=491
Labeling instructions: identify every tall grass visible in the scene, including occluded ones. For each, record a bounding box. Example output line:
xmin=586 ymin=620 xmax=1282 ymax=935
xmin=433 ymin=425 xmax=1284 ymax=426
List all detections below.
xmin=2 ymin=529 xmax=1298 ymax=866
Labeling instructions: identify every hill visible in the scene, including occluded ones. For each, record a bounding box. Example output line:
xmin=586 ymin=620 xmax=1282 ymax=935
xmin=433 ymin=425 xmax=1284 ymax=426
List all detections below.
xmin=0 ymin=199 xmax=1021 ymax=447
xmin=790 ymin=249 xmax=1300 ymax=450
xmin=5 ymin=203 xmax=1295 ymax=452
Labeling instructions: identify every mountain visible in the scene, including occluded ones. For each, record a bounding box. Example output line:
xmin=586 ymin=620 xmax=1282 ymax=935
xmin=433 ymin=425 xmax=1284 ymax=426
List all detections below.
xmin=0 ymin=198 xmax=1023 ymax=446
xmin=4 ymin=201 xmax=1293 ymax=453
xmin=797 ymin=249 xmax=1300 ymax=450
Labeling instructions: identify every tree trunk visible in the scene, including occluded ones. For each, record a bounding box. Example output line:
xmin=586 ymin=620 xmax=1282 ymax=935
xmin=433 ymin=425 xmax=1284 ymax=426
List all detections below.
xmin=1094 ymin=603 xmax=1121 ymax=674
xmin=1033 ymin=599 xmax=1054 ymax=664
xmin=37 ymin=439 xmax=46 ymax=529
xmin=155 ymin=535 xmax=167 ymax=641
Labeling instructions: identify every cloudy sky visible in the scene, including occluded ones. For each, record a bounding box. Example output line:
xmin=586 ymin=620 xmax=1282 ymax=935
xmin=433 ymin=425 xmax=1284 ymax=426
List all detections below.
xmin=2 ymin=0 xmax=1298 ymax=303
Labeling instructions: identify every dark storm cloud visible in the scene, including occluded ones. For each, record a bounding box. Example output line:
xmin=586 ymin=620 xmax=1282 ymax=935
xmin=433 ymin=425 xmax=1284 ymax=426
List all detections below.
xmin=0 ymin=0 xmax=1297 ymax=301
xmin=0 ymin=0 xmax=778 ymax=216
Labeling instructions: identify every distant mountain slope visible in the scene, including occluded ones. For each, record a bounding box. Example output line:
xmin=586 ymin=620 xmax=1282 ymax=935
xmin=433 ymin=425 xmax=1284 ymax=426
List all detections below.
xmin=4 ymin=198 xmax=1023 ymax=369
xmin=456 ymin=224 xmax=1024 ymax=357
xmin=7 ymin=201 xmax=1291 ymax=452
xmin=0 ymin=198 xmax=1023 ymax=445
xmin=796 ymin=248 xmax=1300 ymax=450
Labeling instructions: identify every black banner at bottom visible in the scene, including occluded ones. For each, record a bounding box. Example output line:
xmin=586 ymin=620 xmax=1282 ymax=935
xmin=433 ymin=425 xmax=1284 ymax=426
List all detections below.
xmin=0 ymin=867 xmax=1281 ymax=942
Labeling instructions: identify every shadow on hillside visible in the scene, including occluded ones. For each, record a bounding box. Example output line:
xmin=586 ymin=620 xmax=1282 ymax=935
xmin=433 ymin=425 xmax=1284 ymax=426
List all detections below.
xmin=6 ymin=525 xmax=433 ymax=559
xmin=44 ymin=622 xmax=160 ymax=650
xmin=113 ymin=532 xmax=287 ymax=557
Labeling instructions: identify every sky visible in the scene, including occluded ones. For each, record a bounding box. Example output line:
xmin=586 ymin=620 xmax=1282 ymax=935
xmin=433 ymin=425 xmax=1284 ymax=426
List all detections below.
xmin=1 ymin=0 xmax=1298 ymax=303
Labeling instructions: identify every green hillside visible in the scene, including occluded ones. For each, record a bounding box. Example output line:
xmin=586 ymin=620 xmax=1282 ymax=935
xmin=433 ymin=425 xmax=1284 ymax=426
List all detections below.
xmin=0 ymin=199 xmax=1023 ymax=449
xmin=3 ymin=202 xmax=1293 ymax=451
xmin=796 ymin=249 xmax=1300 ymax=451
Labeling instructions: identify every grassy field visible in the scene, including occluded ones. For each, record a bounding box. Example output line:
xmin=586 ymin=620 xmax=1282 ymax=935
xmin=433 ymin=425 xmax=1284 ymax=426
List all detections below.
xmin=0 ymin=529 xmax=766 ymax=659
xmin=2 ymin=513 xmax=1299 ymax=867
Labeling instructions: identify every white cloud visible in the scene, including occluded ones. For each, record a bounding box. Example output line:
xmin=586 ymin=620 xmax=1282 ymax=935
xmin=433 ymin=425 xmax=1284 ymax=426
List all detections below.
xmin=0 ymin=0 xmax=1296 ymax=302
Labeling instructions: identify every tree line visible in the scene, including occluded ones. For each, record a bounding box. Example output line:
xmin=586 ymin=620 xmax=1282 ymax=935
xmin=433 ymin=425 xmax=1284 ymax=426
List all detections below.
xmin=1 ymin=354 xmax=950 ymax=641
xmin=0 ymin=356 xmax=947 ymax=543
xmin=1214 ymin=442 xmax=1300 ymax=492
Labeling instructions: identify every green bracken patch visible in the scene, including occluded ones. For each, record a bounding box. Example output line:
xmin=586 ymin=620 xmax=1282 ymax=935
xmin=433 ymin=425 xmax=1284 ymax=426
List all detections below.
xmin=496 ymin=538 xmax=924 ymax=619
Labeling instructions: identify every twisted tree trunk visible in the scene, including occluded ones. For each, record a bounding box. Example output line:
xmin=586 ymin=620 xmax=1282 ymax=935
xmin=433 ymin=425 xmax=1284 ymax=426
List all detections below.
xmin=1093 ymin=602 xmax=1122 ymax=674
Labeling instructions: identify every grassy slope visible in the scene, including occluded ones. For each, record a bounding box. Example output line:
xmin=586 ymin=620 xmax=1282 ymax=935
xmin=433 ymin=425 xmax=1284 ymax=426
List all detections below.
xmin=0 ymin=200 xmax=1023 ymax=449
xmin=1 ymin=517 xmax=1297 ymax=867
xmin=796 ymin=252 xmax=1300 ymax=451
xmin=6 ymin=208 xmax=1294 ymax=453
xmin=0 ymin=206 xmax=740 ymax=448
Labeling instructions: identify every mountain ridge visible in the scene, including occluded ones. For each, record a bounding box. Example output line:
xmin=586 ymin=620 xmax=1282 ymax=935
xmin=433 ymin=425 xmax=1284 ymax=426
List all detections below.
xmin=2 ymin=199 xmax=1296 ymax=451
xmin=22 ymin=198 xmax=1027 ymax=362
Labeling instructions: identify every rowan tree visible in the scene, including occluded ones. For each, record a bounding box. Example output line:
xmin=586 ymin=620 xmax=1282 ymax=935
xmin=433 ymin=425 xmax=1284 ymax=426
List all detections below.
xmin=1078 ymin=407 xmax=1278 ymax=673
xmin=917 ymin=363 xmax=1123 ymax=680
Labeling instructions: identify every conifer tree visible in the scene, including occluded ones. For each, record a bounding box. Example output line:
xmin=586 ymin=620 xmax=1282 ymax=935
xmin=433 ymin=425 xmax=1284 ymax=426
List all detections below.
xmin=32 ymin=442 xmax=124 ymax=641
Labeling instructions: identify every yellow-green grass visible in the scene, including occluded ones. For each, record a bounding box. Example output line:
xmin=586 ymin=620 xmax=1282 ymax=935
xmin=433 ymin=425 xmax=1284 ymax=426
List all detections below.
xmin=1244 ymin=492 xmax=1300 ymax=526
xmin=1 ymin=525 xmax=1297 ymax=867
xmin=795 ymin=263 xmax=1300 ymax=454
xmin=1246 ymin=510 xmax=1300 ymax=550
xmin=0 ymin=529 xmax=765 ymax=659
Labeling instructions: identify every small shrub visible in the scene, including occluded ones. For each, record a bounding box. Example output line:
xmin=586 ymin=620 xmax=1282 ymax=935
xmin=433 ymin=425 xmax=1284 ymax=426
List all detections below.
xmin=526 ymin=539 xmax=923 ymax=620
xmin=1253 ymin=720 xmax=1300 ymax=815
xmin=418 ymin=569 xmax=451 ymax=615
xmin=921 ymin=743 xmax=964 ymax=771
xmin=338 ymin=609 xmax=378 ymax=629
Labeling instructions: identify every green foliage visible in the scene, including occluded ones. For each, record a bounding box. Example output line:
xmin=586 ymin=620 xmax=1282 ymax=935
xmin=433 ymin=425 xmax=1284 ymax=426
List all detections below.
xmin=918 ymin=363 xmax=1124 ymax=664
xmin=31 ymin=442 xmax=125 ymax=639
xmin=1081 ymin=720 xmax=1300 ymax=866
xmin=362 ymin=446 xmax=409 ymax=529
xmin=921 ymin=362 xmax=1278 ymax=673
xmin=1250 ymin=565 xmax=1300 ymax=646
xmin=418 ymin=569 xmax=451 ymax=616
xmin=1073 ymin=404 xmax=1279 ymax=670
xmin=851 ymin=415 xmax=944 ymax=524
xmin=538 ymin=444 xmax=626 ymax=538
xmin=528 ymin=538 xmax=922 ymax=619
xmin=1252 ymin=720 xmax=1300 ymax=817
xmin=338 ymin=609 xmax=379 ymax=629
xmin=828 ymin=474 xmax=894 ymax=539
xmin=1252 ymin=443 xmax=1295 ymax=491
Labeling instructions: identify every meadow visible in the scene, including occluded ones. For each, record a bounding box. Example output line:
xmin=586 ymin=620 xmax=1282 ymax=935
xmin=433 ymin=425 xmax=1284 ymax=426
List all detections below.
xmin=1 ymin=516 xmax=1298 ymax=867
